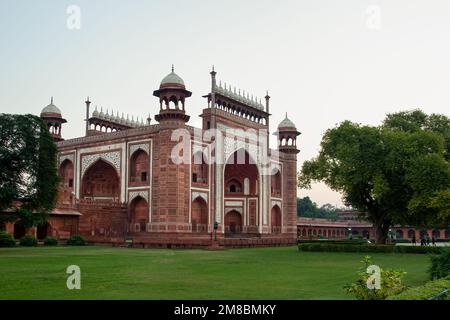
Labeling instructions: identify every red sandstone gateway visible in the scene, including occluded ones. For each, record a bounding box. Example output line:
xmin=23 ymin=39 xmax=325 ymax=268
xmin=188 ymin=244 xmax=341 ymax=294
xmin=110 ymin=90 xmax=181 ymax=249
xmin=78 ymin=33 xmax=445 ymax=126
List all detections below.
xmin=4 ymin=67 xmax=300 ymax=248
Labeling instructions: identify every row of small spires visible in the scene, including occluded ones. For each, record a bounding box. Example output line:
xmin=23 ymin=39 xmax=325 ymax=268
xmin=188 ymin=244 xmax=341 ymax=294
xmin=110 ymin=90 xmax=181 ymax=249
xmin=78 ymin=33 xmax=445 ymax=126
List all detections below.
xmin=213 ymin=81 xmax=265 ymax=111
xmin=91 ymin=106 xmax=149 ymax=127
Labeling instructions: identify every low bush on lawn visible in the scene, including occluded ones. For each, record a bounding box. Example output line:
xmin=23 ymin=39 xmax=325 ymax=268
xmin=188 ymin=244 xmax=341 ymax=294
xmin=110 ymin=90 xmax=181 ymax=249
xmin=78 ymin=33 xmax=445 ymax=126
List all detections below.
xmin=43 ymin=236 xmax=58 ymax=246
xmin=67 ymin=235 xmax=86 ymax=246
xmin=429 ymin=249 xmax=450 ymax=280
xmin=19 ymin=235 xmax=37 ymax=247
xmin=298 ymin=243 xmax=443 ymax=254
xmin=345 ymin=256 xmax=407 ymax=300
xmin=388 ymin=276 xmax=450 ymax=300
xmin=0 ymin=232 xmax=16 ymax=247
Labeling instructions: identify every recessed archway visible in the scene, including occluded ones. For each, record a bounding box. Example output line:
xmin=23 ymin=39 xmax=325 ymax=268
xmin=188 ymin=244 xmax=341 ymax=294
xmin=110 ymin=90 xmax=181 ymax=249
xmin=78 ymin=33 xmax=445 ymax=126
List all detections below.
xmin=37 ymin=222 xmax=51 ymax=240
xmin=59 ymin=159 xmax=74 ymax=203
xmin=225 ymin=210 xmax=242 ymax=234
xmin=191 ymin=197 xmax=208 ymax=232
xmin=129 ymin=149 xmax=149 ymax=185
xmin=130 ymin=196 xmax=149 ymax=232
xmin=13 ymin=223 xmax=26 ymax=239
xmin=81 ymin=159 xmax=120 ymax=201
xmin=271 ymin=205 xmax=282 ymax=233
xmin=224 ymin=149 xmax=259 ymax=196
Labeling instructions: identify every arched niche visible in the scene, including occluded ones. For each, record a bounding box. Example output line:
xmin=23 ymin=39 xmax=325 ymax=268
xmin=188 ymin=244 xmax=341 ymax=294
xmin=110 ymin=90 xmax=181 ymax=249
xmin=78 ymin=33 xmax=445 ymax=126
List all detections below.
xmin=129 ymin=149 xmax=149 ymax=185
xmin=81 ymin=159 xmax=120 ymax=201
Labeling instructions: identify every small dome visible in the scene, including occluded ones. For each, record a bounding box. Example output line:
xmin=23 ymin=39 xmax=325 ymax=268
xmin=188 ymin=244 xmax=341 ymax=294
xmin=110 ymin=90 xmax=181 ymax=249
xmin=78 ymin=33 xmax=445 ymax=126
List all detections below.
xmin=92 ymin=106 xmax=99 ymax=117
xmin=41 ymin=97 xmax=62 ymax=117
xmin=160 ymin=65 xmax=185 ymax=88
xmin=278 ymin=113 xmax=296 ymax=129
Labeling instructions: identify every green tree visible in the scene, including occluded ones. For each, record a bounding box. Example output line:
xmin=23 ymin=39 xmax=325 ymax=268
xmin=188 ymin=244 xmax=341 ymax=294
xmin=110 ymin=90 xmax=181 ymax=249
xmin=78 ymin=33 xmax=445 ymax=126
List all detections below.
xmin=0 ymin=114 xmax=59 ymax=229
xmin=297 ymin=197 xmax=341 ymax=220
xmin=298 ymin=110 xmax=450 ymax=244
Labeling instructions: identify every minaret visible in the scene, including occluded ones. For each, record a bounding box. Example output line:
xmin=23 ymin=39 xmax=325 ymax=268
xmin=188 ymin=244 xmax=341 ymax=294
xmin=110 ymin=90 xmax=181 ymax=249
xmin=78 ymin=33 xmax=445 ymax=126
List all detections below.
xmin=152 ymin=66 xmax=191 ymax=233
xmin=276 ymin=114 xmax=300 ymax=240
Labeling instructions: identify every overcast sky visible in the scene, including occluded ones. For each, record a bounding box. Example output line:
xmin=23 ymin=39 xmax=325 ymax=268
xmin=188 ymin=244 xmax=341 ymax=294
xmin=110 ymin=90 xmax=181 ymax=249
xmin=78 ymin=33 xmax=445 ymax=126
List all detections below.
xmin=1 ymin=0 xmax=449 ymax=207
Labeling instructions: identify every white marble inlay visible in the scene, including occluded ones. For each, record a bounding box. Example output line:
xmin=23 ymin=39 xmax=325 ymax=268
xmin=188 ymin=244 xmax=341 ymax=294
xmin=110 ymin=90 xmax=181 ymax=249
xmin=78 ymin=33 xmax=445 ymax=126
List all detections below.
xmin=81 ymin=151 xmax=121 ymax=178
xmin=192 ymin=191 xmax=208 ymax=204
xmin=129 ymin=190 xmax=149 ymax=203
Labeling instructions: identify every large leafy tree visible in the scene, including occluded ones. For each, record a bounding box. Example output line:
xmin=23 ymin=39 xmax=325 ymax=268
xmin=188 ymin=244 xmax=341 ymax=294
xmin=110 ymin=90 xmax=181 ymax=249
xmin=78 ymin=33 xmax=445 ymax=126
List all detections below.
xmin=298 ymin=110 xmax=449 ymax=244
xmin=0 ymin=114 xmax=59 ymax=229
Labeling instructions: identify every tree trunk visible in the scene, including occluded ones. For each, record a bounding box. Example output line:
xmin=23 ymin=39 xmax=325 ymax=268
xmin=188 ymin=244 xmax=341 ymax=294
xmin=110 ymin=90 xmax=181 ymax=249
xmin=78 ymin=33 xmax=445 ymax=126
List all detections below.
xmin=374 ymin=219 xmax=390 ymax=244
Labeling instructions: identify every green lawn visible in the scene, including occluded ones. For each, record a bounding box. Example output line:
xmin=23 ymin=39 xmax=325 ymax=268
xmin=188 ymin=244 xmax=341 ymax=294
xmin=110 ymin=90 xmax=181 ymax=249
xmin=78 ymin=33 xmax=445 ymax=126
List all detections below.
xmin=0 ymin=246 xmax=431 ymax=300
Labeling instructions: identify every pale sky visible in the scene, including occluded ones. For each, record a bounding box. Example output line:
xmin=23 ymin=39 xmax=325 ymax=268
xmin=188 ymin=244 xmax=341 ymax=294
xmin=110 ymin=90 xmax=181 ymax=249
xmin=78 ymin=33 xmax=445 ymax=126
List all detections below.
xmin=1 ymin=0 xmax=449 ymax=207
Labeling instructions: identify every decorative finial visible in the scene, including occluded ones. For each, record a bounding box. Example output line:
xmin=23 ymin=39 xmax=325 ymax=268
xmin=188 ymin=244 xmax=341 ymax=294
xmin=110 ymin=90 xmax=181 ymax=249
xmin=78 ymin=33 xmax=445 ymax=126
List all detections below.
xmin=171 ymin=64 xmax=174 ymax=72
xmin=212 ymin=65 xmax=215 ymax=72
xmin=51 ymin=96 xmax=53 ymax=104
xmin=285 ymin=112 xmax=288 ymax=119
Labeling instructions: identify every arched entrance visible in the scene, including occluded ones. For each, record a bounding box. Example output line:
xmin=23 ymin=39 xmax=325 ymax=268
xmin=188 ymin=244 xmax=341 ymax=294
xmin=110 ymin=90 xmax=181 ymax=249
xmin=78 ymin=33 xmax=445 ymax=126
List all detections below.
xmin=13 ymin=223 xmax=26 ymax=239
xmin=271 ymin=205 xmax=282 ymax=233
xmin=37 ymin=222 xmax=51 ymax=240
xmin=130 ymin=196 xmax=149 ymax=232
xmin=81 ymin=159 xmax=120 ymax=201
xmin=224 ymin=149 xmax=259 ymax=236
xmin=191 ymin=197 xmax=208 ymax=232
xmin=224 ymin=149 xmax=259 ymax=196
xmin=225 ymin=210 xmax=242 ymax=234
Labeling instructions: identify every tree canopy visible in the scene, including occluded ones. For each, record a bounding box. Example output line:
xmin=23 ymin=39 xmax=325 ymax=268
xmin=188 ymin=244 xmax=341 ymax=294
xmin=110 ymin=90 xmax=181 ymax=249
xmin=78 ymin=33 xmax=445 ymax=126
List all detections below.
xmin=297 ymin=196 xmax=342 ymax=220
xmin=0 ymin=114 xmax=59 ymax=228
xmin=298 ymin=109 xmax=450 ymax=243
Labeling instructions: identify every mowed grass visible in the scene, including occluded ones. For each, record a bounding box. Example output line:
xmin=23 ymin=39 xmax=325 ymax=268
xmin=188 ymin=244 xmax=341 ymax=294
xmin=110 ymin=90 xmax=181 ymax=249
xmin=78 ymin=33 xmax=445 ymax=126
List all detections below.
xmin=0 ymin=246 xmax=431 ymax=300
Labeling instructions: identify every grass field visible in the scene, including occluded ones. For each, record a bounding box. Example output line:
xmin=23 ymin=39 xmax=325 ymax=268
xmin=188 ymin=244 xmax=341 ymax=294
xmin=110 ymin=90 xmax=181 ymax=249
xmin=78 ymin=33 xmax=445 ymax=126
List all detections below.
xmin=0 ymin=246 xmax=431 ymax=300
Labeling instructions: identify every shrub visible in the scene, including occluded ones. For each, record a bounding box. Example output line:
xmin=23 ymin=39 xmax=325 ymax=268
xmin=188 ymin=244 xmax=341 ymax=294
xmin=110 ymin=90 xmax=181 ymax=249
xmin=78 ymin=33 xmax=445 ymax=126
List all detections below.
xmin=429 ymin=249 xmax=450 ymax=280
xmin=0 ymin=232 xmax=16 ymax=247
xmin=388 ymin=276 xmax=450 ymax=300
xmin=345 ymin=256 xmax=407 ymax=300
xmin=298 ymin=243 xmax=444 ymax=254
xmin=19 ymin=235 xmax=37 ymax=247
xmin=43 ymin=236 xmax=58 ymax=246
xmin=67 ymin=235 xmax=86 ymax=246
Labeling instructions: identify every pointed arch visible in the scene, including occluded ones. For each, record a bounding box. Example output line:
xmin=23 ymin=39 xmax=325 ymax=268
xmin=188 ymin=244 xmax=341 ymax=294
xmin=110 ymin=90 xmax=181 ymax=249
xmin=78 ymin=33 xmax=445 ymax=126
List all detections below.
xmin=81 ymin=159 xmax=120 ymax=201
xmin=130 ymin=196 xmax=149 ymax=232
xmin=191 ymin=196 xmax=208 ymax=232
xmin=271 ymin=205 xmax=282 ymax=233
xmin=129 ymin=149 xmax=149 ymax=185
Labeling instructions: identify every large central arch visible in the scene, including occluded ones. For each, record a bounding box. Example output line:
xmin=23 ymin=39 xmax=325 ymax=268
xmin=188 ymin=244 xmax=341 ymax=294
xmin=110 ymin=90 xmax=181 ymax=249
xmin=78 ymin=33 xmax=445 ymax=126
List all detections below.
xmin=81 ymin=159 xmax=120 ymax=201
xmin=224 ymin=149 xmax=259 ymax=196
xmin=223 ymin=149 xmax=259 ymax=235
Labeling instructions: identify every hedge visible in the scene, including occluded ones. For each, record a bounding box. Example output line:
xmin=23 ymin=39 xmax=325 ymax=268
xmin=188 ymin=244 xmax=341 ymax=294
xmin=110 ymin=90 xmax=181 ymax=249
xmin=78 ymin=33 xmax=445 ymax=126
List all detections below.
xmin=429 ymin=249 xmax=450 ymax=280
xmin=298 ymin=243 xmax=444 ymax=254
xmin=298 ymin=239 xmax=368 ymax=245
xmin=66 ymin=235 xmax=86 ymax=246
xmin=19 ymin=235 xmax=37 ymax=247
xmin=0 ymin=232 xmax=16 ymax=247
xmin=388 ymin=276 xmax=450 ymax=300
xmin=43 ymin=236 xmax=58 ymax=246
